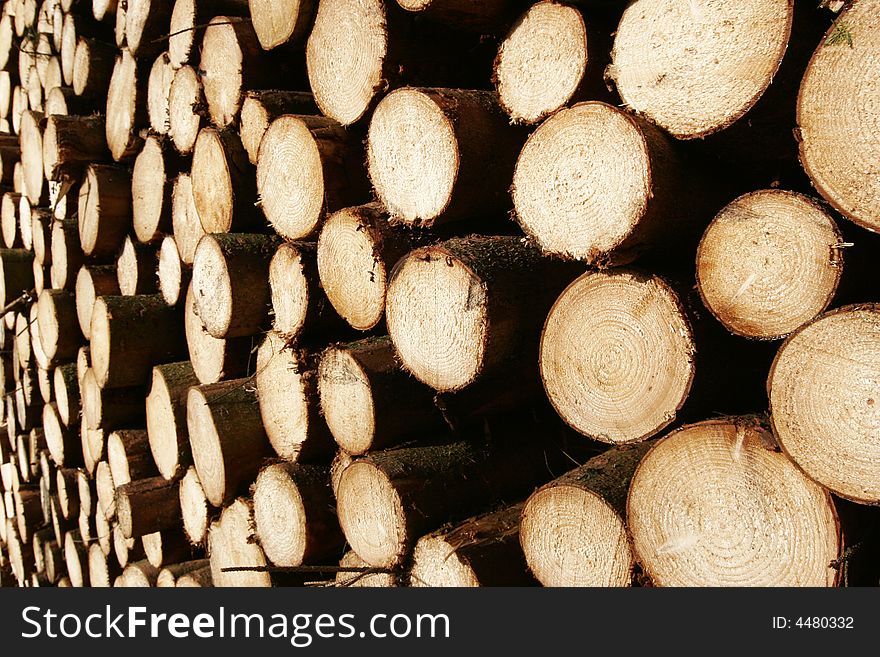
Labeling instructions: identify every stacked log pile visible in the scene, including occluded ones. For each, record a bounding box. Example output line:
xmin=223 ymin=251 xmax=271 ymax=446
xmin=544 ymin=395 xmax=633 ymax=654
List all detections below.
xmin=1 ymin=0 xmax=879 ymax=589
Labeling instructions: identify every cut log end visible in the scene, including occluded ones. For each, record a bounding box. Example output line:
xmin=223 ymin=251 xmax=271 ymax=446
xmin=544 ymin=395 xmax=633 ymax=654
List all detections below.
xmin=180 ymin=466 xmax=209 ymax=545
xmin=697 ymin=190 xmax=842 ymax=340
xmin=797 ymin=2 xmax=880 ymax=231
xmin=251 ymin=0 xmax=313 ymax=50
xmin=255 ymin=115 xmax=326 ymax=239
xmin=610 ymin=0 xmax=793 ymax=139
xmin=105 ymin=49 xmax=143 ymax=162
xmin=200 ymin=17 xmax=248 ymax=129
xmin=367 ymin=89 xmax=459 ymax=225
xmin=318 ymin=346 xmax=375 ymax=455
xmin=268 ymin=242 xmax=312 ymax=338
xmin=186 ymin=386 xmax=228 ymax=507
xmin=146 ymin=361 xmax=197 ymax=480
xmin=540 ymin=269 xmax=695 ymax=444
xmin=168 ymin=66 xmax=202 ymax=156
xmin=191 ymin=128 xmax=238 ymax=233
xmin=385 ymin=246 xmax=488 ymax=391
xmin=769 ymin=304 xmax=880 ymax=504
xmin=306 ymin=0 xmax=386 ymax=126
xmin=132 ymin=136 xmax=170 ymax=244
xmin=158 ymin=237 xmax=187 ymax=306
xmin=171 ymin=174 xmax=205 ymax=265
xmin=252 ymin=464 xmax=310 ymax=566
xmin=495 ymin=1 xmax=588 ymax=124
xmin=316 ymin=206 xmax=388 ymax=331
xmin=512 ymin=102 xmax=651 ymax=261
xmin=209 ymin=498 xmax=271 ymax=587
xmin=628 ymin=419 xmax=840 ymax=586
xmin=148 ymin=52 xmax=175 ymax=136
xmin=336 ymin=460 xmax=406 ymax=568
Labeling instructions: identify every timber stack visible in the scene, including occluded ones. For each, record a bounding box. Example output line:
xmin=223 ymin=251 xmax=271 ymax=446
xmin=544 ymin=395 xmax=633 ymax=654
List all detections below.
xmin=0 ymin=0 xmax=878 ymax=589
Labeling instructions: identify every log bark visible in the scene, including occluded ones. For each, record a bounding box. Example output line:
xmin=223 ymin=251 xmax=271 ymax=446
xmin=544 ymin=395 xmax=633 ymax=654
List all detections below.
xmin=175 ymin=565 xmax=212 ymax=587
xmin=187 ymin=379 xmax=271 ymax=507
xmin=0 ymin=248 xmax=34 ymax=308
xmin=74 ymin=264 xmax=119 ymax=339
xmin=256 ymin=114 xmax=369 ymax=239
xmin=252 ymin=462 xmax=343 ymax=567
xmin=145 ymin=360 xmax=198 ymax=480
xmin=116 ymin=476 xmax=182 ymax=539
xmin=53 ymin=363 xmax=81 ymax=426
xmin=255 ymin=331 xmax=334 ymax=462
xmin=191 ymin=232 xmax=280 ymax=338
xmin=81 ymin=367 xmax=146 ymax=430
xmin=89 ymin=293 xmax=187 ymax=388
xmin=318 ymin=336 xmax=445 ymax=455
xmin=156 ymin=558 xmax=210 ymax=587
xmin=43 ymin=114 xmax=110 ymax=183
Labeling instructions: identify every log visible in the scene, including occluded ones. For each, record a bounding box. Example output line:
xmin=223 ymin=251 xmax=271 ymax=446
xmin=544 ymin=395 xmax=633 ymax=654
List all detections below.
xmin=336 ymin=431 xmax=579 ymax=568
xmin=107 ymin=429 xmax=158 ymax=486
xmin=43 ymin=536 xmax=66 ymax=583
xmin=55 ymin=467 xmax=81 ymax=520
xmin=520 ymin=442 xmax=652 ymax=587
xmin=49 ymin=219 xmax=84 ymax=291
xmin=386 ymin=235 xmax=579 ymax=392
xmin=186 ymin=378 xmax=271 ymax=507
xmin=1 ymin=192 xmax=22 ymax=247
xmin=89 ymin=294 xmax=186 ymax=388
xmin=72 ymin=37 xmax=115 ymax=97
xmin=147 ymin=52 xmax=175 ymax=135
xmin=306 ymin=0 xmax=495 ymax=126
xmin=368 ymin=88 xmax=523 ymax=227
xmin=318 ymin=336 xmax=445 ymax=455
xmin=45 ymin=86 xmax=96 ymax=116
xmin=628 ymin=418 xmax=839 ymax=586
xmin=798 ymin=1 xmax=880 ymax=232
xmin=208 ymin=497 xmax=270 ymax=587
xmin=268 ymin=241 xmax=347 ymax=341
xmin=115 ymin=559 xmax=158 ymax=587
xmin=17 ymin=198 xmax=36 ymax=251
xmin=61 ymin=12 xmax=114 ymax=88
xmin=609 ymin=0 xmax=792 ymax=140
xmin=316 ymin=203 xmax=432 ymax=331
xmin=124 ymin=0 xmax=174 ymax=56
xmin=113 ymin=523 xmax=146 ymax=569
xmin=169 ymin=0 xmax=249 ymax=67
xmin=14 ymin=487 xmax=42 ymax=542
xmin=19 ymin=110 xmax=46 ymax=205
xmin=190 ymin=127 xmax=258 ymax=233
xmin=54 ymin=364 xmax=81 ymax=427
xmin=395 ymin=0 xmax=520 ymax=31
xmin=410 ymin=503 xmax=535 ymax=587
xmin=191 ymin=233 xmax=280 ymax=338
xmin=156 ymin=558 xmax=210 ymax=587
xmin=256 ymin=114 xmax=369 ymax=239
xmin=63 ymin=529 xmax=89 ymax=586
xmin=696 ymin=190 xmax=842 ymax=340
xmin=80 ymin=368 xmax=146 ymax=430
xmin=768 ymin=304 xmax=880 ymax=504
xmin=43 ymin=401 xmax=80 ymax=466
xmin=116 ymin=476 xmax=182 ymax=539
xmin=94 ymin=459 xmax=115 ymax=518
xmin=183 ymin=282 xmax=251 ymax=384
xmin=175 ymin=565 xmax=212 ymax=587
xmin=146 ymin=360 xmax=197 ymax=479
xmin=0 ymin=13 xmax=15 ymax=72
xmin=74 ymin=264 xmax=119 ymax=339
xmin=166 ymin=65 xmax=203 ymax=156
xmin=0 ymin=248 xmax=34 ymax=308
xmin=105 ymin=49 xmax=147 ymax=162
xmin=142 ymin=527 xmax=191 ymax=568
xmin=539 ymin=269 xmax=695 ymax=444
xmin=132 ymin=134 xmax=178 ymax=243
xmin=201 ymin=15 xmax=294 ymax=129
xmin=87 ymin=541 xmax=121 ymax=586
xmin=255 ymin=331 xmax=334 ymax=461
xmin=43 ymin=114 xmax=109 ymax=183
xmin=252 ymin=462 xmax=342 ymax=567
xmin=179 ymin=464 xmax=209 ymax=545
xmin=335 ymin=550 xmax=397 ymax=587
xmin=157 ymin=236 xmax=189 ymax=306
xmin=80 ymin=424 xmax=105 ymax=477
xmin=31 ymin=205 xmax=52 ymax=264
xmin=170 ymin=174 xmax=203 ymax=264
xmin=36 ymin=289 xmax=83 ymax=365
xmin=249 ymin=0 xmax=315 ymax=50
xmin=116 ymin=236 xmax=158 ymax=295
xmin=512 ymin=101 xmax=690 ymax=264
xmin=93 ymin=0 xmax=120 ymax=22
xmin=239 ymin=89 xmax=317 ymax=165
xmin=78 ymin=164 xmax=132 ymax=259
xmin=114 ymin=0 xmax=127 ymax=47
